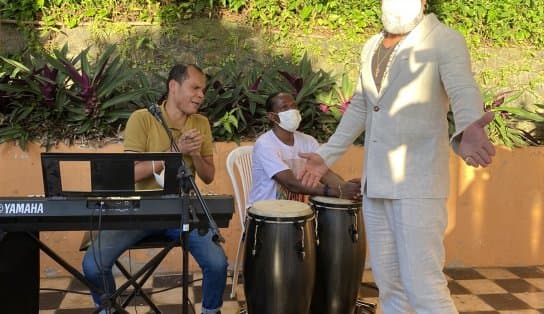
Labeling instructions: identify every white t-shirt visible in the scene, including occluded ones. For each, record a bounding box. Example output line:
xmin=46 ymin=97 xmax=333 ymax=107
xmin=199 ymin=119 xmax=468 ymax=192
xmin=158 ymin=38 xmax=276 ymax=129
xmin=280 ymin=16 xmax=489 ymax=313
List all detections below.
xmin=249 ymin=130 xmax=319 ymax=206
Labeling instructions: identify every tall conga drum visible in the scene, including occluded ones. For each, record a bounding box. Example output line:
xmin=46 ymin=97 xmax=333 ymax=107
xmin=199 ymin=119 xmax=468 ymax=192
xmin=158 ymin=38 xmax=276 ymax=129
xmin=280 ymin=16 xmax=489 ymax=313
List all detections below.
xmin=243 ymin=200 xmax=316 ymax=314
xmin=310 ymin=196 xmax=366 ymax=314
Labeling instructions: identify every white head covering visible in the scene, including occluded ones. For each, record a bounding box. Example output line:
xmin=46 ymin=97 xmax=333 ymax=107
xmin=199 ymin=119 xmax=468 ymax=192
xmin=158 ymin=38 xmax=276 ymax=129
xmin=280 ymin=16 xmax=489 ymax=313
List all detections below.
xmin=381 ymin=0 xmax=424 ymax=34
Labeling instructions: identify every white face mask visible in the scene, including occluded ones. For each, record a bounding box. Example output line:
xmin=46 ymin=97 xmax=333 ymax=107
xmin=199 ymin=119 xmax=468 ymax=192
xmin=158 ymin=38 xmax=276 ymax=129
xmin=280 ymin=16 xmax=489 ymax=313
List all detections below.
xmin=381 ymin=0 xmax=424 ymax=35
xmin=277 ymin=109 xmax=302 ymax=133
xmin=152 ymin=160 xmax=165 ymax=188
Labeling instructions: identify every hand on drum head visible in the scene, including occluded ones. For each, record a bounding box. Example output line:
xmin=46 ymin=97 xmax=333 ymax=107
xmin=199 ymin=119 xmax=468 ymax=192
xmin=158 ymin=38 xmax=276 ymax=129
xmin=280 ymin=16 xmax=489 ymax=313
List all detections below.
xmin=340 ymin=181 xmax=362 ymax=200
xmin=298 ymin=152 xmax=328 ymax=188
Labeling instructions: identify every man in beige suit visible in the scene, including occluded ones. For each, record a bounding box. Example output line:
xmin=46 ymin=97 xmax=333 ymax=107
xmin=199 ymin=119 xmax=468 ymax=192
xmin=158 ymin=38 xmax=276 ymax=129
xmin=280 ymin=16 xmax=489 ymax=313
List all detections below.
xmin=300 ymin=0 xmax=495 ymax=313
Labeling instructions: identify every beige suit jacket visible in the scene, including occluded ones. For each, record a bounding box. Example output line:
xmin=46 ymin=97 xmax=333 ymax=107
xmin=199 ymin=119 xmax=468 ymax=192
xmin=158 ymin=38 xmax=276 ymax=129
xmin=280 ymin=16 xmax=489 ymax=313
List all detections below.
xmin=319 ymin=14 xmax=484 ymax=199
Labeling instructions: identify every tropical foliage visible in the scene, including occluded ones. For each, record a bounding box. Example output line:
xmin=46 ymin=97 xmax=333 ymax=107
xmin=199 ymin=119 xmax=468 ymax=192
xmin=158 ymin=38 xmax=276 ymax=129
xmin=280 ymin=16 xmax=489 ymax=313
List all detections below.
xmin=2 ymin=0 xmax=543 ymax=46
xmin=483 ymin=90 xmax=544 ymax=147
xmin=0 ymin=44 xmax=159 ymax=148
xmin=200 ymin=53 xmax=345 ymax=143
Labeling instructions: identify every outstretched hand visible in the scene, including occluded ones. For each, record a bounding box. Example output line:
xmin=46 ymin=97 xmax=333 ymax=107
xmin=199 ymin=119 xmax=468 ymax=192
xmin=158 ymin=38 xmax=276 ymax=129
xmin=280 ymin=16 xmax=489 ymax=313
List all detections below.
xmin=298 ymin=152 xmax=329 ymax=187
xmin=458 ymin=112 xmax=496 ymax=168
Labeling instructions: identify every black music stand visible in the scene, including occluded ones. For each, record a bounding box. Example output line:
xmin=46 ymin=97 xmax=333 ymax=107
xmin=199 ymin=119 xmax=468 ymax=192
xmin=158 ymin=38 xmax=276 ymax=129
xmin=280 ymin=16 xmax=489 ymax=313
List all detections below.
xmin=40 ymin=152 xmax=203 ymax=313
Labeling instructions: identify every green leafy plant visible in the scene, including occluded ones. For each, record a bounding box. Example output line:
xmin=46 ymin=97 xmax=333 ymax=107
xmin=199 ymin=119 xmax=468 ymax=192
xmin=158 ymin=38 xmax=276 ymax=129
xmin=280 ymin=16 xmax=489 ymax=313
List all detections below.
xmin=0 ymin=44 xmax=159 ymax=149
xmin=200 ymin=59 xmax=270 ymax=142
xmin=274 ymin=53 xmax=339 ymax=142
xmin=447 ymin=90 xmax=544 ymax=148
xmin=201 ymin=53 xmax=342 ymax=143
xmin=0 ymin=52 xmax=71 ymax=148
xmin=317 ymin=72 xmax=354 ymax=120
xmin=483 ymin=90 xmax=544 ymax=147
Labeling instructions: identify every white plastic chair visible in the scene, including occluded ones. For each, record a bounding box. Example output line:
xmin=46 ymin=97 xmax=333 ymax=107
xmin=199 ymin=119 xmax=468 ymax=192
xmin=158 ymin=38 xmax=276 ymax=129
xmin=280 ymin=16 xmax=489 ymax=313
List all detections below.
xmin=226 ymin=145 xmax=253 ymax=298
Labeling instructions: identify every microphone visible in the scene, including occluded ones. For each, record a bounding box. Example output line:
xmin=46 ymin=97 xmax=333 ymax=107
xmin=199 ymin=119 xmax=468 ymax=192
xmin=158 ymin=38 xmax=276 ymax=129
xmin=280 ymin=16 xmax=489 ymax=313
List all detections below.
xmin=147 ymin=104 xmax=179 ymax=152
xmin=148 ymin=104 xmax=167 ymax=126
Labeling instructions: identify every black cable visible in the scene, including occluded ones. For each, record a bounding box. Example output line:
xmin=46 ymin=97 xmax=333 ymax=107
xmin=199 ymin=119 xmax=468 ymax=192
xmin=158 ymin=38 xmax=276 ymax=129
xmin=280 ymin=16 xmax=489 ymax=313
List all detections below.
xmin=39 ymin=288 xmax=91 ymax=295
xmin=88 ymin=200 xmax=115 ymax=313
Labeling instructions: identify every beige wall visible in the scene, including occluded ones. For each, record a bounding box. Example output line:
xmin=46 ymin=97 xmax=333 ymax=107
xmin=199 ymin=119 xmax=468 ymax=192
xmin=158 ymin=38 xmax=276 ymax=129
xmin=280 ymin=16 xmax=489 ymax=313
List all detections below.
xmin=0 ymin=142 xmax=542 ymax=278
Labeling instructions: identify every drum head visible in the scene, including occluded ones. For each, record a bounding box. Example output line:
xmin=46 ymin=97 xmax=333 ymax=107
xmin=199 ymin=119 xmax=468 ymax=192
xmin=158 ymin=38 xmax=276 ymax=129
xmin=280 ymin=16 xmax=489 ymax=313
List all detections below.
xmin=310 ymin=196 xmax=361 ymax=209
xmin=250 ymin=200 xmax=312 ymax=218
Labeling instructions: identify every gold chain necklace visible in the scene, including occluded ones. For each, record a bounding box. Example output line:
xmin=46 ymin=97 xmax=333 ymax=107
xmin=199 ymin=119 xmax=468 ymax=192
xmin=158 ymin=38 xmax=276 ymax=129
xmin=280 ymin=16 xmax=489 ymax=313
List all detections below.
xmin=373 ymin=40 xmax=396 ymax=78
xmin=374 ymin=42 xmax=389 ymax=77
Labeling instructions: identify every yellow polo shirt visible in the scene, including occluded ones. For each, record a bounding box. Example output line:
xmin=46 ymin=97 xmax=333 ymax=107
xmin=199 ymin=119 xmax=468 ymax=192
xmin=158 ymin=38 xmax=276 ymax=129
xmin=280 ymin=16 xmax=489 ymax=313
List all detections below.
xmin=124 ymin=103 xmax=213 ymax=190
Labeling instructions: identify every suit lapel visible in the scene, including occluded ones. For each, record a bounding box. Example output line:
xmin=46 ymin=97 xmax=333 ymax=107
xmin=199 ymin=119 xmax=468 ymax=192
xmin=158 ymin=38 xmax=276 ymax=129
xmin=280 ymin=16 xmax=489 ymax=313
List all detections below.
xmin=379 ymin=14 xmax=440 ymax=99
xmin=362 ymin=34 xmax=382 ymax=103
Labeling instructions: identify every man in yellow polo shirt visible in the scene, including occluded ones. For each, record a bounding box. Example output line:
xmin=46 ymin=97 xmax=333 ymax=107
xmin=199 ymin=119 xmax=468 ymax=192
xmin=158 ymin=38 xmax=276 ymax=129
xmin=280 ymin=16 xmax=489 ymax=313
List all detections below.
xmin=82 ymin=64 xmax=227 ymax=314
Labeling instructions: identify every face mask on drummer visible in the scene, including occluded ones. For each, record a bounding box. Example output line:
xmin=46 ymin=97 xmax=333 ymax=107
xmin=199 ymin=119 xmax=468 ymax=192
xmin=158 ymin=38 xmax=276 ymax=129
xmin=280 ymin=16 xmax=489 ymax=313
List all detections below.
xmin=275 ymin=109 xmax=302 ymax=133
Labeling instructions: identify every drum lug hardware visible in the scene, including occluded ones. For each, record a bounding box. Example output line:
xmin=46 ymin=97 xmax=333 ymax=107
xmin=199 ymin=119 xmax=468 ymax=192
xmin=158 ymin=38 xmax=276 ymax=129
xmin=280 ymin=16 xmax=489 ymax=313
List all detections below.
xmin=350 ymin=224 xmax=359 ymax=243
xmin=298 ymin=224 xmax=306 ymax=260
xmin=252 ymin=224 xmax=260 ymax=256
xmin=315 ymin=210 xmax=320 ymax=246
xmin=351 ymin=209 xmax=359 ymax=243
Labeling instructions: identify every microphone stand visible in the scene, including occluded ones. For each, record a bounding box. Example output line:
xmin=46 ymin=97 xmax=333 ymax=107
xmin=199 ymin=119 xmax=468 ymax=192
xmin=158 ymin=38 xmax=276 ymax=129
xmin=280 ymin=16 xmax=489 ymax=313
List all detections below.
xmin=148 ymin=105 xmax=224 ymax=314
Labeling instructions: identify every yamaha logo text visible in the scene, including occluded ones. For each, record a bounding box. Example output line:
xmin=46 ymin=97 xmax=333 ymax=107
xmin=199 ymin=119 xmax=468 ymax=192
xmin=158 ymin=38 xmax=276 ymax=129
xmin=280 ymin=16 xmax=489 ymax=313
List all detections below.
xmin=0 ymin=202 xmax=44 ymax=215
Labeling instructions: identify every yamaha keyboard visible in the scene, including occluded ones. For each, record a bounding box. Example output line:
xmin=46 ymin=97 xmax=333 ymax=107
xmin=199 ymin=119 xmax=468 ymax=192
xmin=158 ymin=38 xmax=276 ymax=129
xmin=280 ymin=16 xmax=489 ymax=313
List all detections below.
xmin=0 ymin=194 xmax=234 ymax=231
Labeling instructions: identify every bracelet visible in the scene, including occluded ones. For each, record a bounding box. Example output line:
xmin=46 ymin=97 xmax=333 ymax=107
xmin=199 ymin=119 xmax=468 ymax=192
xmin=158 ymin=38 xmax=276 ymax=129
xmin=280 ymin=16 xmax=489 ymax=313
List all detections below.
xmin=338 ymin=184 xmax=343 ymax=199
xmin=323 ymin=184 xmax=329 ymax=197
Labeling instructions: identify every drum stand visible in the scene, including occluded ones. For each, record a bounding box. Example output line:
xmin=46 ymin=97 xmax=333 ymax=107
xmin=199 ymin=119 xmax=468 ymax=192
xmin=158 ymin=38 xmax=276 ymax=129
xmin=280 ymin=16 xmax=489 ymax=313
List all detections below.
xmin=355 ymin=282 xmax=378 ymax=314
xmin=355 ymin=299 xmax=378 ymax=314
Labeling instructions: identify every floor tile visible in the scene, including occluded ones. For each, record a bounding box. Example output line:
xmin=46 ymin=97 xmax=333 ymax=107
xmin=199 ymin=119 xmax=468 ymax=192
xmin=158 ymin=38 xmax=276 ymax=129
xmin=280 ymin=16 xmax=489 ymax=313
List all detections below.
xmin=66 ymin=277 xmax=91 ymax=292
xmin=56 ymin=309 xmax=98 ymax=314
xmin=497 ymin=311 xmax=541 ymax=314
xmin=452 ymin=294 xmax=496 ymax=312
xmin=479 ymin=293 xmax=532 ymax=311
xmin=39 ymin=291 xmax=66 ymax=310
xmin=513 ymin=292 xmax=544 ymax=309
xmin=494 ymin=279 xmax=541 ymax=293
xmin=157 ymin=303 xmax=195 ymax=314
xmin=151 ymin=286 xmax=193 ymax=305
xmin=153 ymin=273 xmax=184 ymax=288
xmin=526 ymin=278 xmax=544 ymax=290
xmin=445 ymin=268 xmax=487 ymax=280
xmin=449 ymin=280 xmax=472 ymax=295
xmin=40 ymin=277 xmax=72 ymax=290
xmin=506 ymin=266 xmax=544 ymax=278
xmin=38 ymin=266 xmax=544 ymax=313
xmin=127 ymin=306 xmax=153 ymax=313
xmin=359 ymin=282 xmax=379 ymax=298
xmin=362 ymin=269 xmax=375 ymax=283
xmin=58 ymin=291 xmax=95 ymax=309
xmin=457 ymin=279 xmax=508 ymax=295
xmin=474 ymin=268 xmax=519 ymax=279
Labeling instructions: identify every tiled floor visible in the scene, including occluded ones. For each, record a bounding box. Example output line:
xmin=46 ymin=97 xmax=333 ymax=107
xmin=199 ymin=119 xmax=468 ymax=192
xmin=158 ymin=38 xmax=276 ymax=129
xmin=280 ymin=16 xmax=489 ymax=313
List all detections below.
xmin=39 ymin=266 xmax=544 ymax=313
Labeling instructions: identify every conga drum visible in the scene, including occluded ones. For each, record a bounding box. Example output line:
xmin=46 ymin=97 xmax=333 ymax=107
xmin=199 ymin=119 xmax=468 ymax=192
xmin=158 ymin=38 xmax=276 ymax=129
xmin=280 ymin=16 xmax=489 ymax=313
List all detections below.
xmin=243 ymin=200 xmax=316 ymax=314
xmin=310 ymin=196 xmax=366 ymax=314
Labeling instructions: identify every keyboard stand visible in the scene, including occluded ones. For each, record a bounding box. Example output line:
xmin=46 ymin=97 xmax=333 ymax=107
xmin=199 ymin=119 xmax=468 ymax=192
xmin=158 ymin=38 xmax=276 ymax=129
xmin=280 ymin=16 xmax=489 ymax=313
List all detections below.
xmin=23 ymin=233 xmax=122 ymax=310
xmin=27 ymin=231 xmax=182 ymax=314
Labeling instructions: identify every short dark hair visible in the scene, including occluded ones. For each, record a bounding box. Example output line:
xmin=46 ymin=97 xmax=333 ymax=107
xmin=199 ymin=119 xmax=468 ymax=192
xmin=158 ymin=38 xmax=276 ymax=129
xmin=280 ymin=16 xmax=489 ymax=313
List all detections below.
xmin=167 ymin=64 xmax=203 ymax=91
xmin=265 ymin=92 xmax=283 ymax=112
xmin=158 ymin=64 xmax=204 ymax=104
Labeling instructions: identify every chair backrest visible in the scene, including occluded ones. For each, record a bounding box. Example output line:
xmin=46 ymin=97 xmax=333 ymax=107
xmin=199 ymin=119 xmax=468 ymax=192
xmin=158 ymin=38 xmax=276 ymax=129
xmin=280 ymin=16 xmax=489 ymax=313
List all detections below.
xmin=226 ymin=146 xmax=253 ymax=229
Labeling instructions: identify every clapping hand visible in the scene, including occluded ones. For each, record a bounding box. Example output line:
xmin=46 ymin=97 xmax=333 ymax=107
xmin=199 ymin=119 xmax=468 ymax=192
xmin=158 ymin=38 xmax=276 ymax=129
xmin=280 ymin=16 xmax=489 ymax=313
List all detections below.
xmin=177 ymin=128 xmax=203 ymax=156
xmin=458 ymin=112 xmax=496 ymax=168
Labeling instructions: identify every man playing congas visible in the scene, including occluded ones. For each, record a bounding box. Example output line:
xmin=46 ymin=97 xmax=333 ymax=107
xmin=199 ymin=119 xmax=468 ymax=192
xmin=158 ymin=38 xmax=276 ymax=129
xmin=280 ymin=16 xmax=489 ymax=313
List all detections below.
xmin=249 ymin=92 xmax=360 ymax=207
